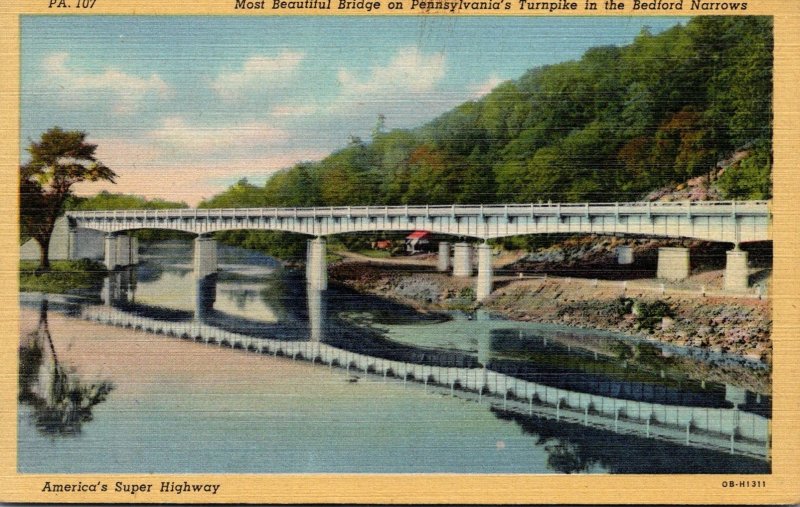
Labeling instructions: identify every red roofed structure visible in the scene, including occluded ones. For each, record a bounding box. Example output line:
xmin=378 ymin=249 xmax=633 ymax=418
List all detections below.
xmin=405 ymin=230 xmax=431 ymax=254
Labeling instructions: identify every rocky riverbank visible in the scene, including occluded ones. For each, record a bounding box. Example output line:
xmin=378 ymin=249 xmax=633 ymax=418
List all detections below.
xmin=329 ymin=253 xmax=772 ymax=366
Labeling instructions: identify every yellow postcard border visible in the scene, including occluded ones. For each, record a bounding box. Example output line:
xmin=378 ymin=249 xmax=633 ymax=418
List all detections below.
xmin=0 ymin=2 xmax=798 ymax=504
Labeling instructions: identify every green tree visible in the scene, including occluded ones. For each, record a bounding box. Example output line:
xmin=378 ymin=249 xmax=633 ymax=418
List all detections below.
xmin=717 ymin=144 xmax=772 ymax=200
xmin=69 ymin=191 xmax=187 ymax=211
xmin=21 ymin=128 xmax=115 ymax=270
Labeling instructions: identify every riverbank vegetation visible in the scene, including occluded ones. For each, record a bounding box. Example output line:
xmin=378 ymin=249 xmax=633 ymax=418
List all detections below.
xmin=19 ymin=259 xmax=107 ymax=293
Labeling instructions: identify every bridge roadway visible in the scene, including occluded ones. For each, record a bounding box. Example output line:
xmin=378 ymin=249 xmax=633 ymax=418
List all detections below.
xmin=79 ymin=303 xmax=770 ymax=460
xmin=68 ymin=200 xmax=770 ymax=243
xmin=67 ymin=200 xmax=772 ymax=298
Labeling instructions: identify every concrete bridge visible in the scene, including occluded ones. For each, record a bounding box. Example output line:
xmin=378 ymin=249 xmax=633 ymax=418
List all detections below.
xmin=74 ymin=301 xmax=770 ymax=460
xmin=66 ymin=200 xmax=771 ymax=299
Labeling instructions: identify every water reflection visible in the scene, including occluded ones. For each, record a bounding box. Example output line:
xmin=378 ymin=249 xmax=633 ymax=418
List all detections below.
xmin=492 ymin=408 xmax=770 ymax=474
xmin=308 ymin=285 xmax=326 ymax=343
xmin=18 ymin=241 xmax=772 ymax=473
xmin=195 ymin=275 xmax=216 ymax=321
xmin=18 ymin=300 xmax=114 ymax=436
xmin=94 ymin=242 xmax=770 ymax=417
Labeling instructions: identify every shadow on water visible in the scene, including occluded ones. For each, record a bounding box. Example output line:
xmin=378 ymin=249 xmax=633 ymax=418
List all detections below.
xmin=491 ymin=407 xmax=770 ymax=474
xmin=316 ymin=281 xmax=479 ymax=368
xmin=18 ymin=300 xmax=114 ymax=436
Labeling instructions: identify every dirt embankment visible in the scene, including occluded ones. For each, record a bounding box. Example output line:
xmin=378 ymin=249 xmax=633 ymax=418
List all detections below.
xmin=487 ymin=280 xmax=771 ymax=363
xmin=329 ymin=238 xmax=772 ymax=365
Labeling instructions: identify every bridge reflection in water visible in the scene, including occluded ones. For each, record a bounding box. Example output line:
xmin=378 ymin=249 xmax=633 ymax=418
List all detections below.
xmin=82 ymin=267 xmax=773 ymax=461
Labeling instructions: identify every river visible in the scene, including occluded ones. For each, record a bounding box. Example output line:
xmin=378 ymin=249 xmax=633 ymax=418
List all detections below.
xmin=18 ymin=240 xmax=771 ymax=474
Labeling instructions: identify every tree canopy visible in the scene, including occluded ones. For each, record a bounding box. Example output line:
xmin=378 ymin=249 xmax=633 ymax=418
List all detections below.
xmin=147 ymin=17 xmax=773 ymax=260
xmin=21 ymin=128 xmax=116 ymax=269
xmin=204 ymin=16 xmax=772 ymax=216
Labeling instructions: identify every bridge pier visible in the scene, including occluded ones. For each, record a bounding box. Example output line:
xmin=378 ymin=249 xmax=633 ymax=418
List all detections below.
xmin=104 ymin=234 xmax=118 ymax=270
xmin=437 ymin=242 xmax=451 ymax=272
xmin=103 ymin=233 xmax=139 ymax=270
xmin=193 ymin=236 xmax=218 ymax=279
xmin=724 ymin=247 xmax=749 ymax=292
xmin=116 ymin=235 xmax=131 ymax=267
xmin=452 ymin=242 xmax=472 ymax=277
xmin=130 ymin=237 xmax=139 ymax=265
xmin=306 ymin=237 xmax=328 ymax=290
xmin=68 ymin=227 xmax=78 ymax=260
xmin=657 ymin=247 xmax=690 ymax=281
xmin=616 ymin=245 xmax=634 ymax=265
xmin=476 ymin=243 xmax=493 ymax=301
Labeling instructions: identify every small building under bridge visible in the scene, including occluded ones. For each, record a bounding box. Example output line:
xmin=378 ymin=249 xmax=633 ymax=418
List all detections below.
xmin=405 ymin=230 xmax=432 ymax=254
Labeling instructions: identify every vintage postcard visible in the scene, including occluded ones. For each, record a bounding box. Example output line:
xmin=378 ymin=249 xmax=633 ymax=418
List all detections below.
xmin=1 ymin=0 xmax=798 ymax=504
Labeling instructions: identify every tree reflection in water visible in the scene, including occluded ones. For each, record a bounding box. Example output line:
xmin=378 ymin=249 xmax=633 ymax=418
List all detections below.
xmin=18 ymin=300 xmax=114 ymax=436
xmin=544 ymin=441 xmax=596 ymax=474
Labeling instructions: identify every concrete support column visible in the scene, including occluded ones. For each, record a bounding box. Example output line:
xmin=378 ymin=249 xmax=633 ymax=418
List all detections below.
xmin=656 ymin=247 xmax=690 ymax=281
xmin=724 ymin=247 xmax=749 ymax=292
xmin=452 ymin=242 xmax=472 ymax=277
xmin=476 ymin=243 xmax=493 ymax=301
xmin=617 ymin=245 xmax=634 ymax=265
xmin=104 ymin=234 xmax=118 ymax=270
xmin=116 ymin=235 xmax=131 ymax=267
xmin=193 ymin=236 xmax=218 ymax=279
xmin=306 ymin=237 xmax=328 ymax=290
xmin=68 ymin=229 xmax=78 ymax=260
xmin=130 ymin=237 xmax=139 ymax=265
xmin=437 ymin=242 xmax=451 ymax=272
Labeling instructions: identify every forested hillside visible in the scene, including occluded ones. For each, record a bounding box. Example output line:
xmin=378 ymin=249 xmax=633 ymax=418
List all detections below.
xmin=67 ymin=191 xmax=189 ymax=211
xmin=201 ymin=16 xmax=772 ymax=212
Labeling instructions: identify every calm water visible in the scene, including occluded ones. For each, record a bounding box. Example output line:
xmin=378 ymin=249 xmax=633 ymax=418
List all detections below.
xmin=18 ymin=241 xmax=771 ymax=474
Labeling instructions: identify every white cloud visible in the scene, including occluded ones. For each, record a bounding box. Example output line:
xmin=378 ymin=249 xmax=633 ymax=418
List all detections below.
xmin=312 ymin=46 xmax=451 ymax=134
xmin=76 ymin=145 xmax=328 ymax=207
xmin=42 ymin=53 xmax=170 ymax=114
xmin=211 ymin=51 xmax=305 ymax=100
xmin=470 ymin=75 xmax=506 ymax=99
xmin=335 ymin=47 xmax=446 ymax=98
xmin=145 ymin=117 xmax=289 ymax=157
xmin=269 ymin=104 xmax=317 ymax=119
xmin=77 ymin=116 xmax=316 ymax=205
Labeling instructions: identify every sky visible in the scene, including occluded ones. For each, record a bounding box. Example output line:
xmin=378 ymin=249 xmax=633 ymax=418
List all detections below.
xmin=21 ymin=16 xmax=687 ymax=206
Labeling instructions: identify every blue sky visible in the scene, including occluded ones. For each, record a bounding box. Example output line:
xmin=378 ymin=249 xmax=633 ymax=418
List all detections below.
xmin=22 ymin=16 xmax=687 ymax=205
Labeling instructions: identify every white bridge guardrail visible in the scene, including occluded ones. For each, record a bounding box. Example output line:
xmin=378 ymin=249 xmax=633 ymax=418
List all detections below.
xmin=67 ymin=200 xmax=772 ymax=243
xmin=69 ymin=200 xmax=771 ymax=221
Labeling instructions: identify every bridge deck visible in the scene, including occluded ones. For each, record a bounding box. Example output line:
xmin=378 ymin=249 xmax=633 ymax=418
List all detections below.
xmin=68 ymin=201 xmax=771 ymax=243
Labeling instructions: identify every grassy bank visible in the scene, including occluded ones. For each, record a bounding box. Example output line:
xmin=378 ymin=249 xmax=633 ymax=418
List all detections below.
xmin=20 ymin=259 xmax=107 ymax=293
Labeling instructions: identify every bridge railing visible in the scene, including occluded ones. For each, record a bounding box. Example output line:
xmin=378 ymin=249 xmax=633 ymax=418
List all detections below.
xmin=68 ymin=200 xmax=771 ymax=221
